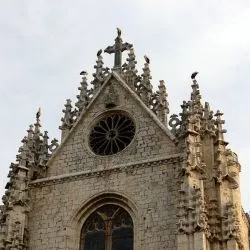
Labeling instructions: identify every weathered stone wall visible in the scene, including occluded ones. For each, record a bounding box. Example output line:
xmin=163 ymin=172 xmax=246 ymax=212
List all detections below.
xmin=28 ymin=159 xmax=182 ymax=250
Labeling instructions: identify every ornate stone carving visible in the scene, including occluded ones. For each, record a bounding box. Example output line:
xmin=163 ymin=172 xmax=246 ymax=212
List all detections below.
xmin=207 ymin=198 xmax=221 ymax=241
xmin=222 ymin=202 xmax=244 ymax=249
xmin=76 ymin=71 xmax=90 ymax=112
xmin=60 ymin=99 xmax=78 ymax=131
xmin=138 ymin=56 xmax=152 ymax=106
xmin=104 ymin=83 xmax=119 ymax=108
xmin=104 ymin=28 xmax=132 ymax=70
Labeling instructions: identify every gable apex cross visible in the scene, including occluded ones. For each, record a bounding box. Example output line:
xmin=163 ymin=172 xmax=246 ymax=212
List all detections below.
xmin=104 ymin=28 xmax=132 ymax=70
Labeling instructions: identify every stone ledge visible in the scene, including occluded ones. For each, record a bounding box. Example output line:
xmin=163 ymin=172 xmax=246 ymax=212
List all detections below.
xmin=29 ymin=153 xmax=184 ymax=188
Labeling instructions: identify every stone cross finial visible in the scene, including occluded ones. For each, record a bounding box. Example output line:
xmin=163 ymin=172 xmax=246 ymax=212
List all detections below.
xmin=104 ymin=28 xmax=132 ymax=70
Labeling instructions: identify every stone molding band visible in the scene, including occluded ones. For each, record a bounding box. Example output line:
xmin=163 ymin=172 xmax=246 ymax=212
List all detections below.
xmin=29 ymin=153 xmax=184 ymax=188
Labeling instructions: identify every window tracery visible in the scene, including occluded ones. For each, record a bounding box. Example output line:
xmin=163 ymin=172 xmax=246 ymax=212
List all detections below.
xmin=80 ymin=205 xmax=133 ymax=250
xmin=89 ymin=113 xmax=135 ymax=156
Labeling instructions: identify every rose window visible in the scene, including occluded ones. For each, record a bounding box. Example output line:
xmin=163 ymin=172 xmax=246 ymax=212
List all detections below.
xmin=89 ymin=113 xmax=135 ymax=155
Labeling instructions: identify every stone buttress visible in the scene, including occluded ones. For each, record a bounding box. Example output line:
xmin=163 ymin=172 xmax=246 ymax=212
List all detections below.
xmin=169 ymin=77 xmax=250 ymax=249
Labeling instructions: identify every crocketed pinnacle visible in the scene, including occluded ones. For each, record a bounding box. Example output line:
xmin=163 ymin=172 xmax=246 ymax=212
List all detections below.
xmin=190 ymin=78 xmax=203 ymax=116
xmin=125 ymin=47 xmax=138 ymax=74
xmin=93 ymin=51 xmax=105 ymax=82
xmin=92 ymin=50 xmax=110 ymax=92
xmin=156 ymin=80 xmax=169 ymax=124
xmin=141 ymin=57 xmax=152 ymax=91
xmin=138 ymin=56 xmax=153 ymax=105
xmin=60 ymin=99 xmax=74 ymax=130
xmin=202 ymin=102 xmax=215 ymax=134
xmin=214 ymin=110 xmax=227 ymax=143
xmin=14 ymin=110 xmax=58 ymax=177
xmin=76 ymin=72 xmax=89 ymax=112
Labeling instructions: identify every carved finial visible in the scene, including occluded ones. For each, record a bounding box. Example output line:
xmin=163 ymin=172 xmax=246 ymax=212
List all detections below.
xmin=38 ymin=131 xmax=50 ymax=167
xmin=27 ymin=125 xmax=34 ymax=140
xmin=92 ymin=50 xmax=106 ymax=87
xmin=191 ymin=79 xmax=201 ymax=103
xmin=16 ymin=136 xmax=29 ymax=166
xmin=76 ymin=72 xmax=89 ymax=112
xmin=189 ymin=73 xmax=203 ymax=117
xmin=138 ymin=55 xmax=153 ymax=106
xmin=159 ymin=80 xmax=169 ymax=112
xmin=214 ymin=110 xmax=227 ymax=142
xmin=60 ymin=99 xmax=74 ymax=130
xmin=142 ymin=56 xmax=151 ymax=79
xmin=125 ymin=47 xmax=137 ymax=73
xmin=202 ymin=102 xmax=214 ymax=133
xmin=122 ymin=47 xmax=139 ymax=91
xmin=151 ymin=80 xmax=169 ymax=125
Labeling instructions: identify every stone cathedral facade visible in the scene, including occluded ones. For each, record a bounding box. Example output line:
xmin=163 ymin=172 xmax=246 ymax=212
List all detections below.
xmin=0 ymin=30 xmax=249 ymax=250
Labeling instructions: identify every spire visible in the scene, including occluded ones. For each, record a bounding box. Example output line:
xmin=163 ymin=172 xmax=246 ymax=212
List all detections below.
xmin=59 ymin=99 xmax=78 ymax=140
xmin=190 ymin=77 xmax=202 ymax=116
xmin=104 ymin=28 xmax=132 ymax=71
xmin=214 ymin=110 xmax=227 ymax=143
xmin=93 ymin=50 xmax=104 ymax=83
xmin=157 ymin=80 xmax=169 ymax=124
xmin=124 ymin=47 xmax=138 ymax=74
xmin=60 ymin=99 xmax=74 ymax=130
xmin=38 ymin=131 xmax=50 ymax=167
xmin=92 ymin=49 xmax=109 ymax=92
xmin=169 ymin=73 xmax=205 ymax=137
xmin=202 ymin=102 xmax=215 ymax=134
xmin=122 ymin=47 xmax=139 ymax=91
xmin=76 ymin=71 xmax=89 ymax=112
xmin=16 ymin=136 xmax=30 ymax=167
xmin=138 ymin=55 xmax=153 ymax=106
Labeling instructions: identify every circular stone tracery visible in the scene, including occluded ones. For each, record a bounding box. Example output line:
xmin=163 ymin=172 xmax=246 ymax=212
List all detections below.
xmin=89 ymin=113 xmax=135 ymax=155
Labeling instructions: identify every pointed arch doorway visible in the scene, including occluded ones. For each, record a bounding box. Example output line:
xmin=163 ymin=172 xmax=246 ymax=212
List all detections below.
xmin=80 ymin=204 xmax=133 ymax=250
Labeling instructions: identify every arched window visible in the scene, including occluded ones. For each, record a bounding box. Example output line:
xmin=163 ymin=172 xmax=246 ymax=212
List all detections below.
xmin=80 ymin=204 xmax=133 ymax=250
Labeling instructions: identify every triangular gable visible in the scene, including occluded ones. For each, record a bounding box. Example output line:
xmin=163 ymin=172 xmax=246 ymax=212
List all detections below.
xmin=48 ymin=72 xmax=176 ymax=166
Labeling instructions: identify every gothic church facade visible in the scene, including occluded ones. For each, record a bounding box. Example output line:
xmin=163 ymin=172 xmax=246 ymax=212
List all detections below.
xmin=0 ymin=30 xmax=249 ymax=250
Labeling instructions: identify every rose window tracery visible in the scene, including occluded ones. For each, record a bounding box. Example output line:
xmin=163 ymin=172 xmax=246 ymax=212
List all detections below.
xmin=89 ymin=113 xmax=135 ymax=155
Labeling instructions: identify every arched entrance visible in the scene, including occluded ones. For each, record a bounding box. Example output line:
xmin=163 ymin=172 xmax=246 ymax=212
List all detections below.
xmin=80 ymin=204 xmax=133 ymax=250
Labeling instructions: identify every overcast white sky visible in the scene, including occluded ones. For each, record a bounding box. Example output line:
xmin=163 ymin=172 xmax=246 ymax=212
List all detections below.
xmin=0 ymin=1 xmax=249 ymax=211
